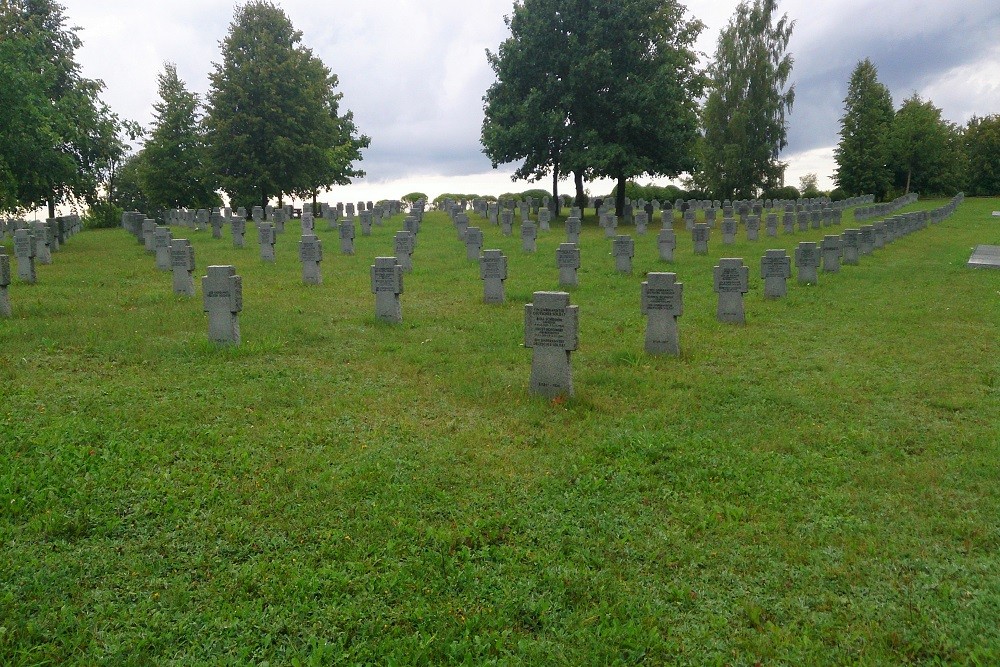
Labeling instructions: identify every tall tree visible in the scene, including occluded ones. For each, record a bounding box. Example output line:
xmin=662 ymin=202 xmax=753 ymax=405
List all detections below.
xmin=482 ymin=0 xmax=703 ymax=217
xmin=0 ymin=0 xmax=126 ymax=216
xmin=206 ymin=0 xmax=367 ymax=210
xmin=140 ymin=63 xmax=219 ymax=213
xmin=833 ymin=58 xmax=894 ymax=200
xmin=702 ymin=0 xmax=795 ymax=200
xmin=482 ymin=0 xmax=577 ymax=214
xmin=888 ymin=94 xmax=965 ymax=196
xmin=964 ymin=114 xmax=1000 ymax=197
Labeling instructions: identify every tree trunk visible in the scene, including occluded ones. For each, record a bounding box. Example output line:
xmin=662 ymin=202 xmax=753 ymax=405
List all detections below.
xmin=311 ymin=190 xmax=318 ymax=211
xmin=552 ymin=162 xmax=560 ymax=218
xmin=48 ymin=197 xmax=55 ymax=219
xmin=574 ymin=171 xmax=586 ymax=220
xmin=615 ymin=171 xmax=626 ymax=218
xmin=905 ymin=169 xmax=911 ymax=195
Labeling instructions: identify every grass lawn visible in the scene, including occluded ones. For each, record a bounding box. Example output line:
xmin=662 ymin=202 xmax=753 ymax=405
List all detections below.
xmin=1 ymin=197 xmax=998 ymax=665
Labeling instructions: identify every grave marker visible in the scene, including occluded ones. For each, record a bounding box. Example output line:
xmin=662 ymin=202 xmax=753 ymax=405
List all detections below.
xmin=170 ymin=239 xmax=195 ymax=296
xmin=465 ymin=226 xmax=483 ymax=260
xmin=557 ymin=243 xmax=581 ymax=287
xmin=13 ymin=228 xmax=35 ymax=283
xmin=794 ymin=242 xmax=820 ymax=285
xmin=692 ymin=223 xmax=710 ymax=255
xmin=524 ymin=291 xmax=578 ymax=397
xmin=258 ymin=222 xmax=276 ymax=262
xmin=153 ymin=226 xmax=172 ymax=271
xmin=521 ymin=221 xmax=537 ymax=252
xmin=371 ymin=257 xmax=403 ymax=323
xmin=480 ymin=249 xmax=508 ymax=303
xmin=612 ymin=235 xmax=634 ymax=274
xmin=298 ymin=233 xmax=323 ymax=284
xmin=760 ymin=249 xmax=791 ymax=298
xmin=841 ymin=229 xmax=860 ymax=265
xmin=231 ymin=216 xmax=246 ymax=248
xmin=641 ymin=272 xmax=683 ymax=355
xmin=202 ymin=265 xmax=242 ymax=344
xmin=821 ymin=235 xmax=842 ymax=273
xmin=658 ymin=228 xmax=677 ymax=262
xmin=394 ymin=231 xmax=415 ymax=272
xmin=713 ymin=258 xmax=749 ymax=324
xmin=340 ymin=220 xmax=356 ymax=255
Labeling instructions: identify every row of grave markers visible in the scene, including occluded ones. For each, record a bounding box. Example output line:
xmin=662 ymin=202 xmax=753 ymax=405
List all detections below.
xmin=115 ymin=193 xmax=960 ymax=398
xmin=0 ymin=215 xmax=84 ymax=317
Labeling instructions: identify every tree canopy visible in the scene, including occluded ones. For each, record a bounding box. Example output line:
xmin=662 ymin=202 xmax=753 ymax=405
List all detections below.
xmin=139 ymin=63 xmax=219 ymax=213
xmin=0 ymin=0 xmax=128 ymax=216
xmin=206 ymin=0 xmax=368 ymax=210
xmin=482 ymin=0 xmax=704 ymax=215
xmin=888 ymin=94 xmax=965 ymax=196
xmin=702 ymin=0 xmax=795 ymax=199
xmin=963 ymin=114 xmax=1000 ymax=197
xmin=833 ymin=59 xmax=895 ymax=200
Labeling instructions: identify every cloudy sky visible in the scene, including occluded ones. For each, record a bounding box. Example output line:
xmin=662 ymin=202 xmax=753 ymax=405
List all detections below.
xmin=65 ymin=0 xmax=1000 ymax=202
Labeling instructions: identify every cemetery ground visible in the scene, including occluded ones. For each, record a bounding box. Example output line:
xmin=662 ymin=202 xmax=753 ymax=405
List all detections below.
xmin=1 ymin=198 xmax=999 ymax=665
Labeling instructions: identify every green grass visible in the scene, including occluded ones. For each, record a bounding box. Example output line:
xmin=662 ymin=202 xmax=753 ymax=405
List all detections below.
xmin=1 ymin=197 xmax=999 ymax=665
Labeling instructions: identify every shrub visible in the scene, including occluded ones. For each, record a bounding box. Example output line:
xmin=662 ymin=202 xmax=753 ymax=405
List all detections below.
xmin=767 ymin=185 xmax=800 ymax=201
xmin=84 ymin=200 xmax=123 ymax=229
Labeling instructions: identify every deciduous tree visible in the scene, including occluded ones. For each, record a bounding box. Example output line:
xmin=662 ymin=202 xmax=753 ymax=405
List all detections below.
xmin=702 ymin=0 xmax=795 ymax=199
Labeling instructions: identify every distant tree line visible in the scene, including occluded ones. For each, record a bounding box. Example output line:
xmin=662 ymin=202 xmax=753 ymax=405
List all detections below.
xmin=0 ymin=0 xmax=368 ymax=224
xmin=481 ymin=0 xmax=999 ymax=213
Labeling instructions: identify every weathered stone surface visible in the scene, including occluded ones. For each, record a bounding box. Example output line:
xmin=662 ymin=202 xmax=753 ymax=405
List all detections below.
xmin=202 ymin=265 xmax=242 ymax=344
xmin=480 ymin=249 xmax=508 ymax=303
xmin=641 ymin=272 xmax=683 ymax=355
xmin=968 ymin=245 xmax=1000 ymax=270
xmin=524 ymin=291 xmax=578 ymax=397
xmin=713 ymin=258 xmax=749 ymax=324
xmin=760 ymin=249 xmax=791 ymax=298
xmin=795 ymin=242 xmax=820 ymax=285
xmin=371 ymin=257 xmax=403 ymax=322
xmin=557 ymin=243 xmax=580 ymax=287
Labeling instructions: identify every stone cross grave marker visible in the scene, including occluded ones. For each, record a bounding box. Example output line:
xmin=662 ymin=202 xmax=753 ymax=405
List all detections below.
xmin=154 ymin=226 xmax=172 ymax=271
xmin=721 ymin=217 xmax=737 ymax=244
xmin=521 ymin=221 xmax=537 ymax=252
xmin=658 ymin=228 xmax=677 ymax=262
xmin=501 ymin=210 xmax=514 ymax=236
xmin=340 ymin=220 xmax=356 ymax=255
xmin=371 ymin=257 xmax=403 ymax=323
xmin=859 ymin=225 xmax=875 ymax=255
xmin=795 ymin=241 xmax=820 ymax=285
xmin=821 ymin=235 xmax=842 ymax=273
xmin=524 ymin=291 xmax=578 ymax=397
xmin=612 ymin=235 xmax=634 ymax=274
xmin=557 ymin=242 xmax=581 ymax=287
xmin=258 ymin=222 xmax=276 ymax=262
xmin=480 ymin=249 xmax=508 ymax=303
xmin=782 ymin=211 xmax=795 ymax=234
xmin=760 ymin=249 xmax=791 ymax=298
xmin=634 ymin=211 xmax=648 ymax=235
xmin=13 ymin=228 xmax=36 ymax=283
xmin=797 ymin=211 xmax=809 ymax=232
xmin=395 ymin=231 xmax=415 ymax=272
xmin=841 ymin=229 xmax=860 ymax=265
xmin=565 ymin=216 xmax=581 ymax=243
xmin=231 ymin=216 xmax=246 ymax=248
xmin=465 ymin=227 xmax=483 ymax=260
xmin=170 ymin=239 xmax=195 ymax=296
xmin=713 ymin=258 xmax=749 ymax=324
xmin=746 ymin=215 xmax=760 ymax=241
xmin=142 ymin=219 xmax=156 ymax=253
xmin=455 ymin=213 xmax=469 ymax=241
xmin=211 ymin=212 xmax=224 ymax=239
xmin=538 ymin=208 xmax=551 ymax=231
xmin=301 ymin=212 xmax=315 ymax=235
xmin=32 ymin=222 xmax=51 ymax=265
xmin=766 ymin=213 xmax=778 ymax=237
xmin=873 ymin=221 xmax=886 ymax=249
xmin=359 ymin=210 xmax=373 ymax=236
xmin=299 ymin=233 xmax=323 ymax=284
xmin=202 ymin=265 xmax=242 ymax=344
xmin=692 ymin=223 xmax=710 ymax=255
xmin=641 ymin=272 xmax=683 ymax=355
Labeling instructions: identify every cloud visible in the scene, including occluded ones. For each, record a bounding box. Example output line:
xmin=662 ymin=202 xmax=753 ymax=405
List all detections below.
xmin=61 ymin=0 xmax=1000 ymax=198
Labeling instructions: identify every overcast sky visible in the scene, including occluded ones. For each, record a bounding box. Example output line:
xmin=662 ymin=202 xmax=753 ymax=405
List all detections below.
xmin=65 ymin=0 xmax=1000 ymax=201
